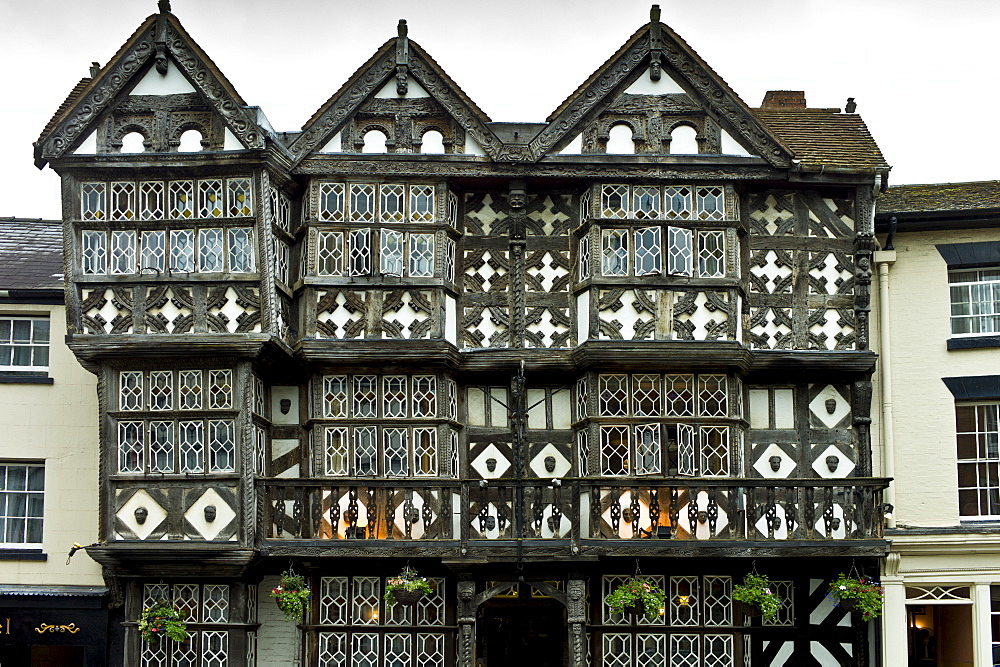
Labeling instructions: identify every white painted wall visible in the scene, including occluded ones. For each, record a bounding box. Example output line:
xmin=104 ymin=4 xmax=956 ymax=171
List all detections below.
xmin=624 ymin=67 xmax=686 ymax=95
xmin=0 ymin=304 xmax=102 ymax=586
xmin=374 ymin=75 xmax=429 ymax=99
xmin=130 ymin=60 xmax=195 ymax=95
xmin=256 ymin=575 xmax=302 ymax=667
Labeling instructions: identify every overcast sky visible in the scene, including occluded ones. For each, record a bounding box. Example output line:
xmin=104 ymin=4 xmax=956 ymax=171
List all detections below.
xmin=2 ymin=0 xmax=997 ymax=219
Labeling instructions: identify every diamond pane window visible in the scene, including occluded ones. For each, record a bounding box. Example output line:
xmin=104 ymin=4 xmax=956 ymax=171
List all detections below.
xmin=149 ymin=421 xmax=174 ymax=473
xmin=179 ymin=370 xmax=203 ymax=410
xmin=349 ymin=229 xmax=372 ymax=276
xmin=602 ymin=634 xmax=631 ymax=667
xmin=199 ymin=180 xmax=224 ymax=218
xmin=325 ymin=427 xmax=349 ymax=475
xmin=664 ymin=186 xmax=693 ymax=220
xmin=173 ymin=583 xmax=200 ymax=621
xmin=677 ymin=423 xmax=696 ymax=476
xmin=354 ymin=427 xmax=377 ymax=475
xmin=635 ymin=424 xmax=661 ymax=474
xmin=254 ymin=425 xmax=267 ymax=476
xmin=349 ymin=184 xmax=376 ymax=222
xmin=208 ymin=370 xmax=233 ymax=409
xmin=409 ymin=234 xmax=435 ymax=277
xmin=414 ymin=427 xmax=437 ymax=476
xmin=384 ymin=428 xmax=408 ymax=476
xmin=664 ymin=374 xmax=695 ymax=417
xmin=319 ymin=182 xmax=345 ymax=221
xmin=633 ymin=186 xmax=661 ymax=220
xmin=203 ymin=584 xmax=229 ymax=622
xmin=110 ymin=181 xmax=137 ymax=220
xmin=667 ymin=226 xmax=694 ymax=277
xmin=633 ymin=375 xmax=661 ymax=417
xmin=761 ymin=580 xmax=793 ymax=626
xmin=168 ymin=181 xmax=195 ymax=219
xmin=383 ymin=376 xmax=408 ymax=418
xmin=228 ymin=228 xmax=255 ymax=272
xmin=380 ymin=230 xmax=404 ymax=276
xmin=670 ymin=576 xmax=700 ymax=626
xmin=81 ymin=230 xmax=107 ymax=274
xmin=120 ymin=371 xmax=144 ymax=411
xmin=179 ymin=420 xmax=204 ymax=472
xmin=699 ymin=375 xmax=728 ymax=416
xmin=227 ymin=177 xmax=253 ymax=217
xmin=354 ymin=376 xmax=377 ymax=418
xmin=699 ymin=231 xmax=726 ymax=278
xmin=139 ymin=181 xmax=165 ymax=220
xmin=276 ymin=191 xmax=291 ymax=232
xmin=81 ymin=182 xmax=106 ymax=220
xmin=700 ymin=426 xmax=729 ymax=475
xmin=578 ymin=430 xmax=589 ymax=476
xmin=636 ymin=635 xmax=667 ymax=667
xmin=599 ymin=375 xmax=629 ymax=416
xmin=635 ymin=227 xmax=662 ymax=276
xmin=320 ymin=577 xmax=349 ymax=625
xmin=317 ymin=231 xmax=345 ymax=276
xmin=198 ymin=229 xmax=224 ymax=272
xmin=140 ymin=231 xmax=166 ymax=273
xmin=412 ymin=376 xmax=436 ymax=417
xmin=602 ymin=229 xmax=629 ymax=276
xmin=149 ymin=371 xmax=172 ymax=410
xmin=444 ymin=237 xmax=456 ymax=282
xmin=202 ymin=630 xmax=228 ymax=667
xmin=601 ymin=185 xmax=629 ymax=219
xmin=274 ymin=238 xmax=290 ymax=285
xmin=579 ymin=235 xmax=591 ymax=280
xmin=110 ymin=231 xmax=136 ymax=275
xmin=702 ymin=576 xmax=733 ymax=627
xmin=384 ymin=634 xmax=411 ymax=666
xmin=170 ymin=229 xmax=195 ymax=272
xmin=380 ymin=184 xmax=406 ymax=222
xmin=118 ymin=421 xmax=144 ymax=473
xmin=697 ymin=187 xmax=725 ymax=221
xmin=670 ymin=634 xmax=700 ymax=667
xmin=410 ymin=185 xmax=435 ymax=222
xmin=209 ymin=419 xmax=236 ymax=472
xmin=600 ymin=426 xmax=629 ymax=475
xmin=448 ymin=379 xmax=458 ymax=420
xmin=324 ymin=376 xmax=348 ymax=417
xmin=576 ymin=377 xmax=588 ymax=420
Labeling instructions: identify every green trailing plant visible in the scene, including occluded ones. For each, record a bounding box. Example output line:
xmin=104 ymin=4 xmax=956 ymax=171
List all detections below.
xmin=385 ymin=566 xmax=435 ymax=607
xmin=271 ymin=570 xmax=311 ymax=622
xmin=604 ymin=577 xmax=666 ymax=619
xmin=732 ymin=573 xmax=784 ymax=620
xmin=138 ymin=600 xmax=189 ymax=644
xmin=829 ymin=573 xmax=885 ymax=620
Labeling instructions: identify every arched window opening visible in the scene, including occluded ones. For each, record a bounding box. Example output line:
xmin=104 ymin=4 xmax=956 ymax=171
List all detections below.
xmin=178 ymin=129 xmax=204 ymax=152
xmin=120 ymin=131 xmax=146 ymax=154
xmin=670 ymin=125 xmax=699 ymax=155
xmin=361 ymin=129 xmax=388 ymax=154
xmin=421 ymin=130 xmax=445 ymax=154
xmin=606 ymin=124 xmax=635 ymax=154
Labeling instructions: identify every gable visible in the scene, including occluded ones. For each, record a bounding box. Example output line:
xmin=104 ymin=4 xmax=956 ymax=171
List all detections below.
xmin=289 ymin=23 xmax=500 ymax=164
xmin=532 ymin=13 xmax=791 ymax=166
xmin=35 ymin=9 xmax=264 ymax=167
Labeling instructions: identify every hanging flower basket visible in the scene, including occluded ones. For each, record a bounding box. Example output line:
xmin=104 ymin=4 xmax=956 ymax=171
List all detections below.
xmin=732 ymin=573 xmax=784 ymax=621
xmin=604 ymin=577 xmax=665 ymax=620
xmin=829 ymin=573 xmax=884 ymax=621
xmin=138 ymin=600 xmax=189 ymax=644
xmin=385 ymin=567 xmax=434 ymax=608
xmin=271 ymin=570 xmax=311 ymax=622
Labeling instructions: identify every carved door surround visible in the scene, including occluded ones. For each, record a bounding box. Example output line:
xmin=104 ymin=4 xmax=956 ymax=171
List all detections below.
xmin=457 ymin=578 xmax=587 ymax=667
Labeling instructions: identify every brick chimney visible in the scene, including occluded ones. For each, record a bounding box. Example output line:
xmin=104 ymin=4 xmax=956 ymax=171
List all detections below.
xmin=760 ymin=91 xmax=807 ymax=109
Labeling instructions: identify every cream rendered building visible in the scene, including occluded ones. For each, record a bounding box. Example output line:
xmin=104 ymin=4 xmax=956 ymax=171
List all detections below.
xmin=0 ymin=219 xmax=106 ymax=664
xmin=875 ymin=183 xmax=1000 ymax=667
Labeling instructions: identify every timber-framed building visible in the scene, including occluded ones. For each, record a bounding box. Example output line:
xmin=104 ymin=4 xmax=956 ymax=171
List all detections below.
xmin=33 ymin=3 xmax=891 ymax=665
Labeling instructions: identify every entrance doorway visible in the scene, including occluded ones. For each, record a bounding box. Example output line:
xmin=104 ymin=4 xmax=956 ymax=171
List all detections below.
xmin=477 ymin=595 xmax=566 ymax=667
xmin=907 ymin=604 xmax=973 ymax=666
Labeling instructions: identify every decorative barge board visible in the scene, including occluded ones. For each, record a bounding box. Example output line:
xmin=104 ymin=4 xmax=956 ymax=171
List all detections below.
xmin=34 ymin=2 xmax=889 ymax=666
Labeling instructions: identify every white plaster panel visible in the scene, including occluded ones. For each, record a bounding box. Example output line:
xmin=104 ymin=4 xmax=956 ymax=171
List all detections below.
xmin=752 ymin=443 xmax=796 ymax=479
xmin=624 ymin=67 xmax=686 ymax=94
xmin=489 ymin=388 xmax=507 ymax=426
xmin=130 ymin=60 xmax=196 ymax=95
xmin=774 ymin=389 xmax=795 ymax=428
xmin=576 ymin=291 xmax=590 ymax=341
xmin=558 ymin=134 xmax=583 ymax=154
xmin=270 ymin=387 xmax=299 ymax=425
xmin=527 ymin=389 xmax=546 ymax=429
xmin=72 ymin=131 xmax=98 ymax=155
xmin=809 ymin=385 xmax=850 ymax=428
xmin=319 ymin=132 xmax=342 ymax=153
xmin=720 ymin=129 xmax=753 ymax=156
xmin=471 ymin=443 xmax=510 ymax=479
xmin=185 ymin=488 xmax=236 ymax=541
xmin=374 ymin=75 xmax=429 ymax=98
xmin=117 ymin=489 xmax=166 ymax=540
xmin=551 ymin=391 xmax=571 ymax=429
xmin=810 ymin=642 xmax=843 ymax=667
xmin=528 ymin=443 xmax=572 ymax=479
xmin=812 ymin=444 xmax=856 ymax=478
xmin=749 ymin=389 xmax=769 ymax=429
xmin=464 ymin=134 xmax=485 ymax=156
xmin=223 ymin=127 xmax=245 ymax=150
xmin=675 ymin=490 xmax=729 ymax=540
xmin=753 ymin=502 xmax=792 ymax=539
xmin=445 ymin=295 xmax=457 ymax=345
xmin=467 ymin=388 xmax=485 ymax=426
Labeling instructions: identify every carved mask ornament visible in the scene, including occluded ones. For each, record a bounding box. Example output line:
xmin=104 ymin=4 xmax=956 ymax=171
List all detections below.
xmin=825 ymin=398 xmax=837 ymax=415
xmin=485 ymin=458 xmax=497 ymax=473
xmin=544 ymin=456 xmax=557 ymax=473
xmin=134 ymin=507 xmax=148 ymax=525
xmin=485 ymin=516 xmax=496 ymax=531
xmin=768 ymin=455 xmax=782 ymax=472
xmin=204 ymin=505 xmax=216 ymax=523
xmin=826 ymin=455 xmax=840 ymax=473
xmin=280 ymin=398 xmax=292 ymax=415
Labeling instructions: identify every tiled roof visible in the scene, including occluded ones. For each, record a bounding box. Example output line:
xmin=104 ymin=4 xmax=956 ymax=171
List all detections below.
xmin=753 ymin=108 xmax=889 ymax=171
xmin=0 ymin=219 xmax=64 ymax=291
xmin=877 ymin=181 xmax=1000 ymax=214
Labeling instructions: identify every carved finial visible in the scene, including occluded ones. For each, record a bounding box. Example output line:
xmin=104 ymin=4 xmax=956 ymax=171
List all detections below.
xmin=650 ymin=4 xmax=661 ymax=22
xmin=158 ymin=0 xmax=171 ymax=13
xmin=89 ymin=62 xmax=101 ymax=78
xmin=845 ymin=97 xmax=857 ymax=113
xmin=398 ymin=19 xmax=408 ymax=38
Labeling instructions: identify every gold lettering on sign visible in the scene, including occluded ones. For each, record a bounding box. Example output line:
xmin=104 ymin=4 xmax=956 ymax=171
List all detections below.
xmin=34 ymin=622 xmax=81 ymax=634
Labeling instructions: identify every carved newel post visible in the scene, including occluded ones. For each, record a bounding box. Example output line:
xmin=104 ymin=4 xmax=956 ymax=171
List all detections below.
xmin=457 ymin=580 xmax=477 ymax=667
xmin=567 ymin=579 xmax=588 ymax=667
